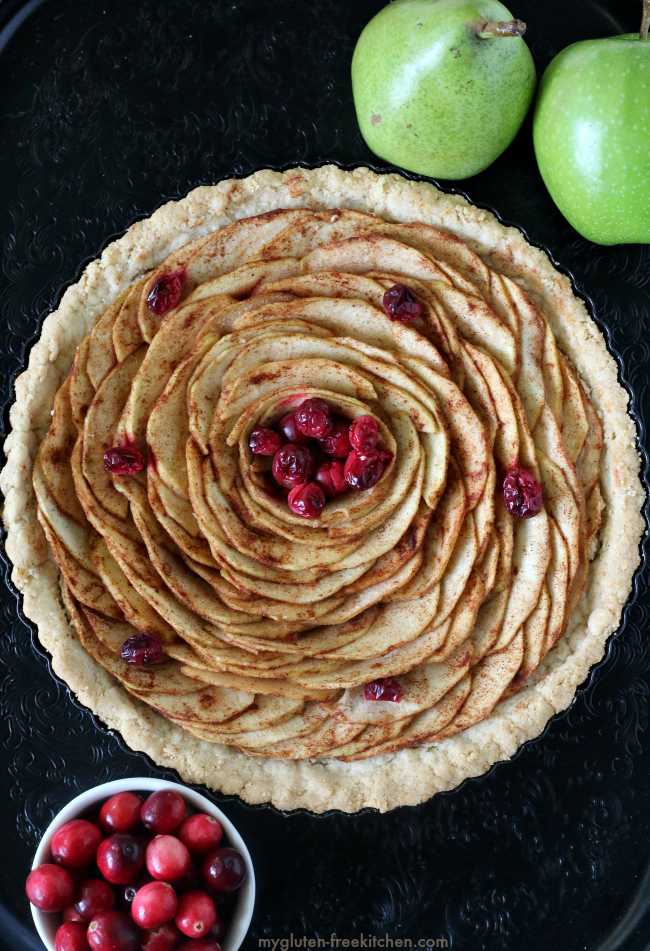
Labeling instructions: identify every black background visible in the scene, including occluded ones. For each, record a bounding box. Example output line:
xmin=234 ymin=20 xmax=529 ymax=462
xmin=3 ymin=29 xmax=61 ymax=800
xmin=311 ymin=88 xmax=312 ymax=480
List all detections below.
xmin=0 ymin=1 xmax=649 ymax=949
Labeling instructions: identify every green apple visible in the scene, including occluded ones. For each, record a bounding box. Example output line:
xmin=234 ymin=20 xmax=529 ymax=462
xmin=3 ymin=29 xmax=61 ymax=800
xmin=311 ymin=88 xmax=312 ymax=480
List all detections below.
xmin=533 ymin=9 xmax=650 ymax=244
xmin=351 ymin=0 xmax=537 ymax=180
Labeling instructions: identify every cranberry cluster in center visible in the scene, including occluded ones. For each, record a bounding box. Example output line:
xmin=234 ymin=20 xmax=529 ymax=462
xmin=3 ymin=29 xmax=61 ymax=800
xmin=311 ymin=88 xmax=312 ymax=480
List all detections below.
xmin=249 ymin=399 xmax=392 ymax=520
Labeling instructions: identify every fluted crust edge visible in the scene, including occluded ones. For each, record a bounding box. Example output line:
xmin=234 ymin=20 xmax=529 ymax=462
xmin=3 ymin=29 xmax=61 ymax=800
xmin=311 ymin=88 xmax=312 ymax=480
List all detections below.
xmin=1 ymin=166 xmax=643 ymax=813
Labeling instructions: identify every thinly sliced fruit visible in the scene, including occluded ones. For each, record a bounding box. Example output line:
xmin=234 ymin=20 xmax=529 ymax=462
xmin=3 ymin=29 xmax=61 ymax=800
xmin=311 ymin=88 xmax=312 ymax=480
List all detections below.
xmin=34 ymin=207 xmax=603 ymax=763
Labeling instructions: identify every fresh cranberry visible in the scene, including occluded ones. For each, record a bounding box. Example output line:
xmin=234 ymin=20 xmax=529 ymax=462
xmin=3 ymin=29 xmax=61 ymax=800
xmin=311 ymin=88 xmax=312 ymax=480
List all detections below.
xmin=131 ymin=880 xmax=178 ymax=929
xmin=344 ymin=449 xmax=392 ymax=490
xmin=178 ymin=815 xmax=223 ymax=856
xmin=146 ymin=835 xmax=191 ymax=882
xmin=51 ymin=820 xmax=104 ymax=869
xmin=318 ymin=417 xmax=352 ymax=458
xmin=118 ymin=883 xmax=138 ymax=911
xmin=97 ymin=834 xmax=146 ymax=885
xmin=141 ymin=790 xmax=186 ymax=835
xmin=55 ymin=922 xmax=90 ymax=951
xmin=26 ymin=864 xmax=75 ymax=912
xmin=295 ymin=398 xmax=334 ymax=438
xmin=503 ymin=465 xmax=543 ymax=519
xmin=74 ymin=879 xmax=115 ymax=920
xmin=120 ymin=632 xmax=164 ymax=665
xmin=99 ymin=793 xmax=143 ymax=834
xmin=249 ymin=428 xmax=283 ymax=456
xmin=314 ymin=459 xmax=347 ymax=497
xmin=172 ymin=862 xmax=203 ymax=895
xmin=272 ymin=444 xmax=315 ymax=488
xmin=103 ymin=447 xmax=144 ymax=474
xmin=382 ymin=284 xmax=422 ymax=322
xmin=208 ymin=916 xmax=226 ymax=942
xmin=140 ymin=922 xmax=182 ymax=951
xmin=117 ymin=870 xmax=153 ymax=910
xmin=63 ymin=905 xmax=85 ymax=923
xmin=287 ymin=482 xmax=326 ymax=518
xmin=349 ymin=416 xmax=378 ymax=453
xmin=202 ymin=848 xmax=247 ymax=893
xmin=176 ymin=941 xmax=222 ymax=951
xmin=364 ymin=677 xmax=403 ymax=702
xmin=87 ymin=910 xmax=139 ymax=951
xmin=147 ymin=273 xmax=184 ymax=315
xmin=175 ymin=890 xmax=216 ymax=939
xmin=278 ymin=412 xmax=312 ymax=445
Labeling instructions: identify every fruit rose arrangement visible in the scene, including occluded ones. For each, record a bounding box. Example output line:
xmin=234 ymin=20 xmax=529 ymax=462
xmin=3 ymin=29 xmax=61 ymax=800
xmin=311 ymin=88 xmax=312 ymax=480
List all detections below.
xmin=26 ymin=789 xmax=247 ymax=951
xmin=33 ymin=206 xmax=601 ymax=761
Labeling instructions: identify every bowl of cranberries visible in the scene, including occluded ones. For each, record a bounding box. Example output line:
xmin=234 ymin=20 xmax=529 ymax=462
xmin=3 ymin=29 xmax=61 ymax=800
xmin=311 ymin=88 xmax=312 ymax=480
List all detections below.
xmin=27 ymin=778 xmax=255 ymax=951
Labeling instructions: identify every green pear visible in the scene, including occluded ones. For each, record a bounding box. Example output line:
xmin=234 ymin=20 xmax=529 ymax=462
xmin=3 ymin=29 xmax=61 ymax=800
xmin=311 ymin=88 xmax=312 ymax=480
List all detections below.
xmin=533 ymin=4 xmax=650 ymax=244
xmin=351 ymin=0 xmax=537 ymax=180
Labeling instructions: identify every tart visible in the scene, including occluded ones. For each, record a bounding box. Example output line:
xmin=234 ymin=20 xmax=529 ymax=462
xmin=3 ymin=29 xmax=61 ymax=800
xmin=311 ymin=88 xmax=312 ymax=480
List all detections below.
xmin=1 ymin=166 xmax=644 ymax=813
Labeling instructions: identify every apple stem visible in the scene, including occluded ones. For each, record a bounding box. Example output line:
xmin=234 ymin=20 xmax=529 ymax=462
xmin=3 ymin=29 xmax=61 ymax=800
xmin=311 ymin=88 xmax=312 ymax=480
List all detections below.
xmin=477 ymin=19 xmax=527 ymax=38
xmin=640 ymin=0 xmax=650 ymax=41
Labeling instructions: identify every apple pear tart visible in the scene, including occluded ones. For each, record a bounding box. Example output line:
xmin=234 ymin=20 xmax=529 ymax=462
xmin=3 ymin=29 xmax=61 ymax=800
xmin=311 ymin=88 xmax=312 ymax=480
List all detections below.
xmin=2 ymin=167 xmax=643 ymax=813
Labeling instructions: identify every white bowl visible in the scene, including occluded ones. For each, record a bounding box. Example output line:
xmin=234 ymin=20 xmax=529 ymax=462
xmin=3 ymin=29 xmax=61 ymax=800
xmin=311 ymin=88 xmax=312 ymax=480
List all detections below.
xmin=31 ymin=777 xmax=255 ymax=951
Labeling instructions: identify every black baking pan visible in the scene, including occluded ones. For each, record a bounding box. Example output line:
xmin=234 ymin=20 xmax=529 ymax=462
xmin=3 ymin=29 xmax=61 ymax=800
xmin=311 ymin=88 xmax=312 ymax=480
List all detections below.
xmin=1 ymin=1 xmax=649 ymax=949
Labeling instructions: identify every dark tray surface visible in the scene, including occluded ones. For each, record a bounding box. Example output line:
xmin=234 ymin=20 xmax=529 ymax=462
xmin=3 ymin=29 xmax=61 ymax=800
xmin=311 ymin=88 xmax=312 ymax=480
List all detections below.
xmin=0 ymin=1 xmax=649 ymax=950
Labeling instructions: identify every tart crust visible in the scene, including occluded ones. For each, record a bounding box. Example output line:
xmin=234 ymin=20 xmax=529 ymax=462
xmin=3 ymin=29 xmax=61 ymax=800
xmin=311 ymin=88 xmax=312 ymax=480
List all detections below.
xmin=1 ymin=166 xmax=644 ymax=813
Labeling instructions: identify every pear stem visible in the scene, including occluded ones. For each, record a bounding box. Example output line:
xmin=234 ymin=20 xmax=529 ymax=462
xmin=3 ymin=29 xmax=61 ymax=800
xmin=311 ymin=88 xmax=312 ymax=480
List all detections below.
xmin=640 ymin=0 xmax=650 ymax=41
xmin=477 ymin=19 xmax=527 ymax=38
